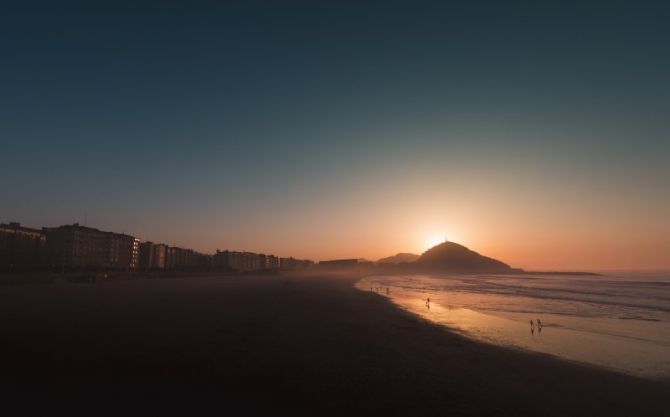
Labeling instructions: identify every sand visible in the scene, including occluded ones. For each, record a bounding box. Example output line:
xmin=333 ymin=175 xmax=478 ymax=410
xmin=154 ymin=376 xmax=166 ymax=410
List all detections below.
xmin=0 ymin=273 xmax=667 ymax=416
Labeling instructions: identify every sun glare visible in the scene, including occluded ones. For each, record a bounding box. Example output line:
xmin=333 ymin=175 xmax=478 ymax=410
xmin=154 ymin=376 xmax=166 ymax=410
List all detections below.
xmin=425 ymin=234 xmax=447 ymax=251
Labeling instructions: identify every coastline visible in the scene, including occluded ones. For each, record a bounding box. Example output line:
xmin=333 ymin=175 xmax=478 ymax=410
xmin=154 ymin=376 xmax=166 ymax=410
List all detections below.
xmin=358 ymin=273 xmax=670 ymax=379
xmin=0 ymin=273 xmax=667 ymax=416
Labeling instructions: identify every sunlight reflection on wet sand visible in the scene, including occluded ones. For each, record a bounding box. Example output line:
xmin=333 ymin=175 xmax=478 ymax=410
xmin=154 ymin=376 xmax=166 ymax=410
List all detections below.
xmin=357 ymin=275 xmax=670 ymax=379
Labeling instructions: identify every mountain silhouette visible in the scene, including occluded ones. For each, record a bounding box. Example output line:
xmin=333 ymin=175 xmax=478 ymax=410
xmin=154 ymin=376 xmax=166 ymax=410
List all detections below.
xmin=416 ymin=241 xmax=514 ymax=273
xmin=377 ymin=253 xmax=420 ymax=264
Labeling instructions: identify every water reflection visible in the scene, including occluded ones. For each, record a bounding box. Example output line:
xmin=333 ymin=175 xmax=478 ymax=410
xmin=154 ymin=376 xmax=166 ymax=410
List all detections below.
xmin=356 ymin=274 xmax=670 ymax=379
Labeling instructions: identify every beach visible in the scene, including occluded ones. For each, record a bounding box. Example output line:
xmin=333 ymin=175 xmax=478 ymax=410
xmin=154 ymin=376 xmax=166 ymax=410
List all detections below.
xmin=0 ymin=273 xmax=667 ymax=416
xmin=358 ymin=273 xmax=670 ymax=379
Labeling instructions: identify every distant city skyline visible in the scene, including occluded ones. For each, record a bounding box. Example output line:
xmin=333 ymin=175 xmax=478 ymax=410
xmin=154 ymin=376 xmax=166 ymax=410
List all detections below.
xmin=1 ymin=2 xmax=669 ymax=269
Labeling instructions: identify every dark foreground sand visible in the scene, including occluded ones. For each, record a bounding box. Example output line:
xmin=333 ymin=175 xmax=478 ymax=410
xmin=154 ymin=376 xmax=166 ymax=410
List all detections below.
xmin=0 ymin=274 xmax=667 ymax=416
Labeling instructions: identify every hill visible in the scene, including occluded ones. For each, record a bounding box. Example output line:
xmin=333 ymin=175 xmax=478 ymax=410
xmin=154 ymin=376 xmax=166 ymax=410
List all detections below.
xmin=416 ymin=241 xmax=514 ymax=273
xmin=377 ymin=253 xmax=420 ymax=264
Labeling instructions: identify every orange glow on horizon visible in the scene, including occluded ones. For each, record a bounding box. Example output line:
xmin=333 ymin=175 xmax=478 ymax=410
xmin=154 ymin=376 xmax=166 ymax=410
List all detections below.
xmin=132 ymin=161 xmax=670 ymax=271
xmin=424 ymin=234 xmax=447 ymax=252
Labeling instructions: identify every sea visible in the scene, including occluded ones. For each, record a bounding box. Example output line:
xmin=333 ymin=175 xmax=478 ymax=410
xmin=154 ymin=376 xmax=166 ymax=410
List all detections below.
xmin=356 ymin=272 xmax=670 ymax=379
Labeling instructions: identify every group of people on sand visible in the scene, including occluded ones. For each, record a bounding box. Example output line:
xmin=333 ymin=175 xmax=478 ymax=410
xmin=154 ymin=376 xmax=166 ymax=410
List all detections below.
xmin=530 ymin=318 xmax=543 ymax=334
xmin=371 ymin=286 xmax=390 ymax=295
xmin=422 ymin=296 xmax=543 ymax=334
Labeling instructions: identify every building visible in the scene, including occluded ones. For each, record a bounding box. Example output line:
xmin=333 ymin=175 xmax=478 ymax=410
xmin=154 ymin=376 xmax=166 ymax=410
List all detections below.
xmin=280 ymin=257 xmax=315 ymax=270
xmin=299 ymin=259 xmax=315 ymax=269
xmin=267 ymin=255 xmax=280 ymax=270
xmin=212 ymin=250 xmax=287 ymax=272
xmin=107 ymin=231 xmax=140 ymax=270
xmin=193 ymin=251 xmax=212 ymax=270
xmin=3 ymin=220 xmax=320 ymax=275
xmin=213 ymin=250 xmax=252 ymax=271
xmin=166 ymin=246 xmax=187 ymax=270
xmin=242 ymin=252 xmax=260 ymax=271
xmin=0 ymin=222 xmax=47 ymax=272
xmin=257 ymin=253 xmax=267 ymax=270
xmin=45 ymin=224 xmax=139 ymax=271
xmin=139 ymin=242 xmax=168 ymax=270
xmin=318 ymin=258 xmax=360 ymax=269
xmin=212 ymin=250 xmax=239 ymax=271
xmin=166 ymin=246 xmax=210 ymax=271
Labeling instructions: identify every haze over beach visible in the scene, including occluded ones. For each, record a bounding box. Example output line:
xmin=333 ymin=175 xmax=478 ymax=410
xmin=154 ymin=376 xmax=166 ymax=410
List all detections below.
xmin=1 ymin=1 xmax=669 ymax=416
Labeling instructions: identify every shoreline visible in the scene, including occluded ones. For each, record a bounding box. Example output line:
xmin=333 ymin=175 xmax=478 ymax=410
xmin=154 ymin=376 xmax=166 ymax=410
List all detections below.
xmin=357 ymin=274 xmax=670 ymax=380
xmin=0 ymin=273 xmax=667 ymax=416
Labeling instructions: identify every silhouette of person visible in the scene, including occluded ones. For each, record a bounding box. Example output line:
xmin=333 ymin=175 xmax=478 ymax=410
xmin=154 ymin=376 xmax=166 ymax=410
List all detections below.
xmin=530 ymin=319 xmax=535 ymax=335
xmin=537 ymin=318 xmax=543 ymax=333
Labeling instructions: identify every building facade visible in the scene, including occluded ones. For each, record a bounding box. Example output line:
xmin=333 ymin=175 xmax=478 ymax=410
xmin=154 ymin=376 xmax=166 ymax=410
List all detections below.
xmin=0 ymin=222 xmax=47 ymax=272
xmin=212 ymin=250 xmax=288 ymax=272
xmin=280 ymin=257 xmax=315 ymax=270
xmin=3 ymin=220 xmax=314 ymax=275
xmin=267 ymin=255 xmax=280 ymax=269
xmin=45 ymin=224 xmax=139 ymax=271
xmin=139 ymin=242 xmax=168 ymax=270
xmin=212 ymin=250 xmax=245 ymax=271
xmin=166 ymin=246 xmax=210 ymax=271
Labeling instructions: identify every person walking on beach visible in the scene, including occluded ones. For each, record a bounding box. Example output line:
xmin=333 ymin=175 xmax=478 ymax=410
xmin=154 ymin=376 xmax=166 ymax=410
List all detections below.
xmin=530 ymin=319 xmax=535 ymax=334
xmin=537 ymin=318 xmax=542 ymax=333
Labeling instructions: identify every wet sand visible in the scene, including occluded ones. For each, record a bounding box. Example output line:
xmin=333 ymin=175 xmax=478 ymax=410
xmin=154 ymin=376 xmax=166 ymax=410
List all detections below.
xmin=0 ymin=273 xmax=667 ymax=416
xmin=357 ymin=275 xmax=670 ymax=379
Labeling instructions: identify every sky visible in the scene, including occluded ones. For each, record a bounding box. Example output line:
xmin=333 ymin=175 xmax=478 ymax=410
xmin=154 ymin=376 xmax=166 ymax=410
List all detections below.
xmin=1 ymin=1 xmax=669 ymax=269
